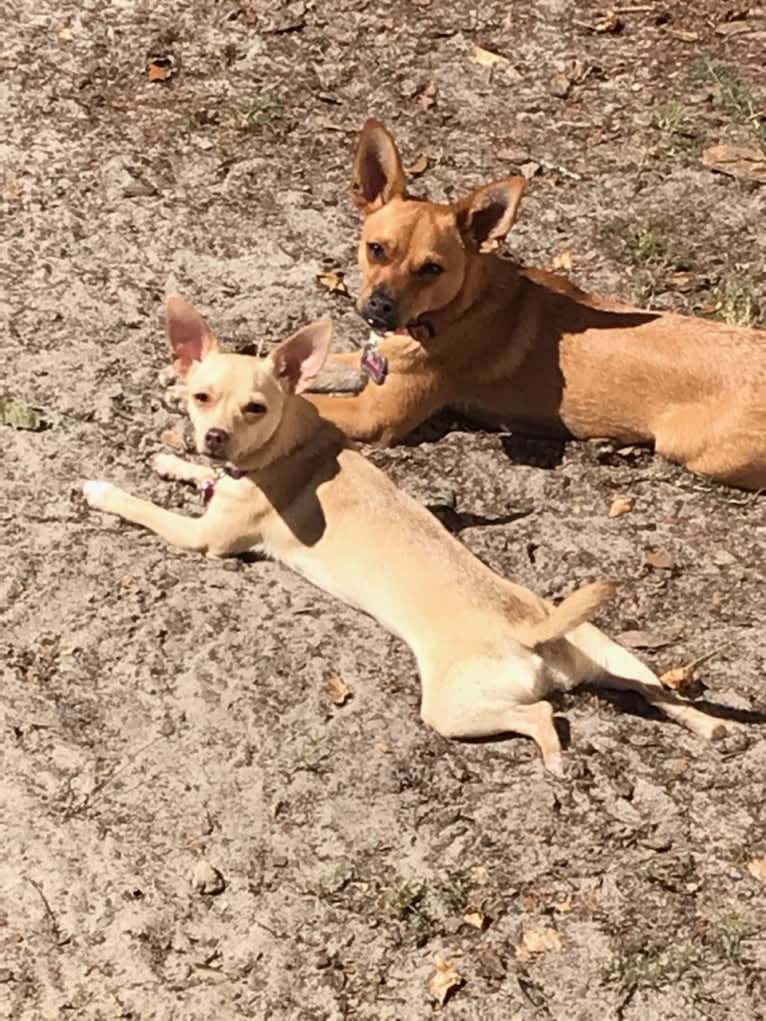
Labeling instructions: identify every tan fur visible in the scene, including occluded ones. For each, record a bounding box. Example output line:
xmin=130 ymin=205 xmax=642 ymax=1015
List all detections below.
xmin=306 ymin=119 xmax=766 ymax=489
xmin=84 ymin=297 xmax=733 ymax=771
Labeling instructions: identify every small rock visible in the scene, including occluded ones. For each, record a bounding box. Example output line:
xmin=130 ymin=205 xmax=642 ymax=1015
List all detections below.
xmin=548 ymin=73 xmax=572 ymax=98
xmin=520 ymin=161 xmax=541 ymax=180
xmin=191 ymin=859 xmax=226 ymax=896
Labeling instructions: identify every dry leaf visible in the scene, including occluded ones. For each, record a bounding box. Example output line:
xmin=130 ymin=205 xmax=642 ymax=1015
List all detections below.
xmin=405 ymin=153 xmax=429 ymax=176
xmin=429 ymin=957 xmax=464 ymax=1005
xmin=1 ymin=172 xmax=23 ymax=203
xmin=551 ymin=251 xmax=574 ymax=272
xmin=608 ymin=495 xmax=633 ymax=519
xmin=644 ymin=550 xmax=673 ymax=571
xmin=703 ymin=144 xmax=766 ymax=186
xmin=147 ymin=56 xmax=176 ymax=82
xmin=659 ymin=645 xmax=728 ymax=692
xmin=417 ymin=83 xmax=437 ymax=111
xmin=617 ymin=629 xmax=679 ymax=650
xmin=160 ymin=426 xmax=185 ymax=450
xmin=594 ymin=11 xmax=623 ymax=33
xmin=317 ymin=269 xmax=351 ymax=298
xmin=463 ymin=909 xmax=487 ymax=930
xmin=520 ymin=161 xmax=541 ymax=180
xmin=747 ymin=857 xmax=766 ymax=883
xmin=515 ymin=927 xmax=562 ymax=962
xmin=325 ymin=675 xmax=352 ymax=705
xmin=0 ymin=394 xmax=44 ymax=431
xmin=473 ymin=46 xmax=508 ymax=68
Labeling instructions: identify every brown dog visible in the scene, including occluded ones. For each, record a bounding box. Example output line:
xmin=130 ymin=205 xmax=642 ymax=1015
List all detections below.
xmin=84 ymin=297 xmax=732 ymax=772
xmin=307 ymin=119 xmax=766 ymax=489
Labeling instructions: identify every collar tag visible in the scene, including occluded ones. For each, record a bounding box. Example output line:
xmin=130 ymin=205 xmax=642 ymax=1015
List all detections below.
xmin=361 ymin=346 xmax=388 ymax=385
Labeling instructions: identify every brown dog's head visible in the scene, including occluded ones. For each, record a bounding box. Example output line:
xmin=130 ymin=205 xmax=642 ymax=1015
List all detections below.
xmin=351 ymin=119 xmax=526 ymax=338
xmin=165 ymin=296 xmax=333 ymax=464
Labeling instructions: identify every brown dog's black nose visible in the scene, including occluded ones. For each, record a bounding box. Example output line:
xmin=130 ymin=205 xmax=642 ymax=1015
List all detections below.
xmin=205 ymin=427 xmax=229 ymax=455
xmin=362 ymin=288 xmax=399 ymax=332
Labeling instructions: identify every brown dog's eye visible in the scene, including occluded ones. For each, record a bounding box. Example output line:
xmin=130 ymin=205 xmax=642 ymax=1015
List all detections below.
xmin=418 ymin=262 xmax=443 ymax=278
xmin=367 ymin=241 xmax=385 ymax=261
xmin=193 ymin=392 xmax=210 ymax=404
xmin=244 ymin=401 xmax=267 ymax=415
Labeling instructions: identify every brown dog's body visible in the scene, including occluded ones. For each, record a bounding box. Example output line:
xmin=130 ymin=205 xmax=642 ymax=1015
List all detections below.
xmin=307 ymin=121 xmax=766 ymax=489
xmin=85 ymin=298 xmax=733 ymax=772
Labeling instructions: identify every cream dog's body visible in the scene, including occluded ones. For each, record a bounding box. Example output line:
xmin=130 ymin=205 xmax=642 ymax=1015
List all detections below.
xmin=84 ymin=297 xmax=731 ymax=770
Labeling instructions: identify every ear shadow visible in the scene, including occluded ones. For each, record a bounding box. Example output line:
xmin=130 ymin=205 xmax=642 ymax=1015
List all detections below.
xmin=427 ymin=503 xmax=533 ymax=534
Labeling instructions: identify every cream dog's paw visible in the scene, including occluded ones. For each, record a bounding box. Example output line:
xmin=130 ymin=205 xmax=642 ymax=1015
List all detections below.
xmin=83 ymin=479 xmax=119 ymax=512
xmin=152 ymin=453 xmax=185 ymax=479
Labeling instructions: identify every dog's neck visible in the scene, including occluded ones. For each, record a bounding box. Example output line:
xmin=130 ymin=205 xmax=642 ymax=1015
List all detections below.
xmin=233 ymin=396 xmax=340 ymax=475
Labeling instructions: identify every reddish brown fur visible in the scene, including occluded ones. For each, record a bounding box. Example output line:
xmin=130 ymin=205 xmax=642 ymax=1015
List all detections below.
xmin=307 ymin=120 xmax=766 ymax=489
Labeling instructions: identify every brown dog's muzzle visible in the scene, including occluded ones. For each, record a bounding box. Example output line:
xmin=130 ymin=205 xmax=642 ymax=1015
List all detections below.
xmin=360 ymin=287 xmax=400 ymax=332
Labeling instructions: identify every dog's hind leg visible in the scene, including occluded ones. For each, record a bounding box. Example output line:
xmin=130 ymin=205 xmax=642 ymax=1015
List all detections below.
xmin=564 ymin=623 xmax=732 ymax=740
xmin=420 ymin=657 xmax=564 ymax=772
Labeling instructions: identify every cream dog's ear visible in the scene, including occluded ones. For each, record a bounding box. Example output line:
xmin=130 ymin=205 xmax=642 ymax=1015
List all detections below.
xmin=271 ymin=321 xmax=335 ymax=394
xmin=165 ymin=296 xmax=220 ymax=378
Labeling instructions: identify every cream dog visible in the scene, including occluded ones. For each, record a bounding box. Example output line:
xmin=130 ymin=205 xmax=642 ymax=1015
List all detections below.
xmin=83 ymin=297 xmax=731 ymax=770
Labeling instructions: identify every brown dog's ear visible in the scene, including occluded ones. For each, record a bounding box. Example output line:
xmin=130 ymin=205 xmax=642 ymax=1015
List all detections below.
xmin=350 ymin=119 xmax=406 ymax=215
xmin=165 ymin=296 xmax=219 ymax=378
xmin=271 ymin=320 xmax=334 ymax=394
xmin=455 ymin=177 xmax=526 ymax=249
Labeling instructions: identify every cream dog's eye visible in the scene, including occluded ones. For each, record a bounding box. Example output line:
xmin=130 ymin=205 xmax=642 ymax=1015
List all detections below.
xmin=245 ymin=401 xmax=267 ymax=415
xmin=193 ymin=392 xmax=210 ymax=404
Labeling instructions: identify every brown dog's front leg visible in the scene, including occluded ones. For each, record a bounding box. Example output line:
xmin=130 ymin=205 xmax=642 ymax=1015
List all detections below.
xmin=83 ymin=481 xmax=208 ymax=552
xmin=309 ymin=352 xmax=370 ymax=395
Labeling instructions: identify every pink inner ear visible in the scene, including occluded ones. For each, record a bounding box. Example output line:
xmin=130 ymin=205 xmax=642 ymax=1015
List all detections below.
xmin=166 ymin=299 xmax=215 ymax=373
xmin=277 ymin=328 xmax=330 ymax=393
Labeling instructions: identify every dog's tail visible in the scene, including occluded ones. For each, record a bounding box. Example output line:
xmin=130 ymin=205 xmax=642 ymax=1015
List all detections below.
xmin=518 ymin=580 xmax=617 ymax=650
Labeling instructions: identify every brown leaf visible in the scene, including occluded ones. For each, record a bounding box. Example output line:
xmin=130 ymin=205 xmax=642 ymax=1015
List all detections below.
xmin=551 ymin=251 xmax=574 ymax=272
xmin=617 ymin=629 xmax=679 ymax=650
xmin=317 ymin=269 xmax=351 ymax=298
xmin=659 ymin=645 xmax=728 ymax=692
xmin=644 ymin=550 xmax=673 ymax=571
xmin=515 ymin=927 xmax=562 ymax=962
xmin=147 ymin=56 xmax=176 ymax=82
xmin=703 ymin=144 xmax=766 ymax=186
xmin=473 ymin=46 xmax=508 ymax=68
xmin=325 ymin=675 xmax=352 ymax=706
xmin=405 ymin=153 xmax=430 ymax=176
xmin=608 ymin=496 xmax=633 ymax=519
xmin=429 ymin=957 xmax=464 ymax=1005
xmin=2 ymin=172 xmax=23 ymax=203
xmin=160 ymin=426 xmax=185 ymax=450
xmin=463 ymin=909 xmax=487 ymax=930
xmin=417 ymin=82 xmax=437 ymax=111
xmin=747 ymin=858 xmax=766 ymax=883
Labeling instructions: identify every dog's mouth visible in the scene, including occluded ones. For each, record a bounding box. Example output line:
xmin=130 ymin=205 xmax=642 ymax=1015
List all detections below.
xmin=394 ymin=320 xmax=434 ymax=343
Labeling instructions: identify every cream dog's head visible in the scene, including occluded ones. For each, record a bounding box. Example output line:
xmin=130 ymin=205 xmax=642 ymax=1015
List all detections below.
xmin=165 ymin=296 xmax=333 ymax=464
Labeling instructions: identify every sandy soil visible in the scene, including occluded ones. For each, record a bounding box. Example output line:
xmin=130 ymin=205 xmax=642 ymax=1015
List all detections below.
xmin=2 ymin=1 xmax=766 ymax=1018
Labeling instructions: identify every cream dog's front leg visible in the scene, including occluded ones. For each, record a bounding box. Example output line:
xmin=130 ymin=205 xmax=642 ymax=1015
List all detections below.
xmin=152 ymin=453 xmax=216 ymax=485
xmin=83 ymin=480 xmax=209 ymax=553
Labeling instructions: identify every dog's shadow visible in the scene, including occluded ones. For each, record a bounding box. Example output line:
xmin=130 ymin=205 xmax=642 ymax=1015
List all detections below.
xmin=402 ymin=409 xmax=567 ymax=470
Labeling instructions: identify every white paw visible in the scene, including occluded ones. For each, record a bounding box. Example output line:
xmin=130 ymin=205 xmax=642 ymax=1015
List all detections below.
xmin=83 ymin=479 xmax=115 ymax=509
xmin=153 ymin=453 xmax=182 ymax=478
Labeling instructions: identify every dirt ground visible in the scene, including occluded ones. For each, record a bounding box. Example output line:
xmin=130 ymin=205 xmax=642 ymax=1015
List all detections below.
xmin=2 ymin=1 xmax=766 ymax=1018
